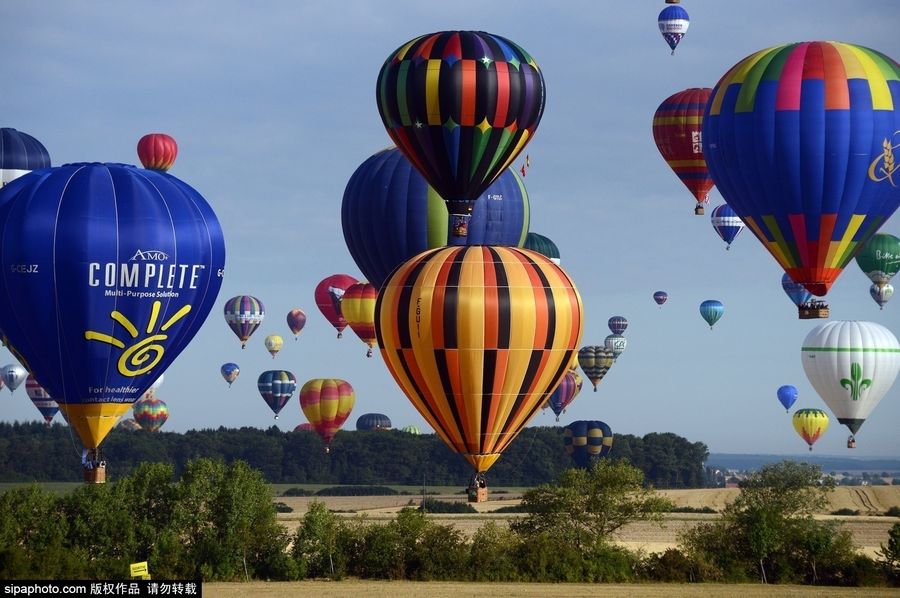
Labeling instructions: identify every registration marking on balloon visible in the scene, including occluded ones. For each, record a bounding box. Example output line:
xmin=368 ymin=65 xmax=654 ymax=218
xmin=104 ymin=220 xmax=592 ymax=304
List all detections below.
xmin=84 ymin=300 xmax=192 ymax=377
xmin=868 ymin=132 xmax=899 ymax=185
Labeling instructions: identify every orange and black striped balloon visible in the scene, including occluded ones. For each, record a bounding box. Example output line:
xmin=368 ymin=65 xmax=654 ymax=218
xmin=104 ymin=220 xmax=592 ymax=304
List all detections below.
xmin=375 ymin=246 xmax=583 ymax=473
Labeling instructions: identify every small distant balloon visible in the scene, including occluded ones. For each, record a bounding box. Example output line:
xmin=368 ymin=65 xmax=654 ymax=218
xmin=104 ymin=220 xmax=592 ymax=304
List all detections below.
xmin=25 ymin=374 xmax=59 ymax=425
xmin=699 ymin=300 xmax=724 ymax=329
xmin=657 ymin=4 xmax=689 ymax=54
xmin=870 ymin=283 xmax=894 ymax=309
xmin=221 ymin=363 xmax=240 ymax=387
xmin=314 ymin=275 xmax=358 ymax=338
xmin=607 ymin=316 xmax=628 ymax=336
xmin=264 ymin=334 xmax=284 ymax=358
xmin=257 ymin=370 xmax=297 ymax=420
xmin=133 ymin=396 xmax=169 ymax=433
xmin=523 ymin=232 xmax=561 ymax=264
xmin=0 ymin=127 xmax=51 ymax=187
xmin=224 ymin=295 xmax=265 ymax=348
xmin=710 ymin=204 xmax=744 ymax=250
xmin=1 ymin=364 xmax=27 ymax=392
xmin=137 ymin=133 xmax=178 ymax=171
xmin=564 ymin=420 xmax=613 ymax=468
xmin=286 ymin=308 xmax=307 ymax=339
xmin=604 ymin=334 xmax=627 ymax=358
xmin=777 ymin=385 xmax=798 ymax=413
xmin=653 ymin=291 xmax=668 ymax=307
xmin=792 ymin=408 xmax=829 ymax=451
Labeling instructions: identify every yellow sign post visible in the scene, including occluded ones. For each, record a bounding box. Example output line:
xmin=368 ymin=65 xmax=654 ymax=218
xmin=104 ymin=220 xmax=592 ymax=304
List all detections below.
xmin=129 ymin=561 xmax=150 ymax=580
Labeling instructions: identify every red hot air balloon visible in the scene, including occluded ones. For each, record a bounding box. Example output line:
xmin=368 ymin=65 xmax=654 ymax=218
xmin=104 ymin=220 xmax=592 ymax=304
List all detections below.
xmin=137 ymin=133 xmax=178 ymax=172
xmin=652 ymin=88 xmax=715 ymax=215
xmin=376 ymin=31 xmax=546 ymax=243
xmin=314 ymin=274 xmax=358 ymax=338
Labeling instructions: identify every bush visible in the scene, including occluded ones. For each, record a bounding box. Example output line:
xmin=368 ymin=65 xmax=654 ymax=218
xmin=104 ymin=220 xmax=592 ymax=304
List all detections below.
xmin=490 ymin=504 xmax=527 ymax=513
xmin=885 ymin=506 xmax=900 ymax=517
xmin=419 ymin=498 xmax=477 ymax=513
xmin=411 ymin=524 xmax=469 ymax=580
xmin=832 ymin=508 xmax=861 ymax=516
xmin=282 ymin=487 xmax=315 ymax=496
xmin=668 ymin=506 xmax=717 ymax=514
xmin=469 ymin=522 xmax=521 ymax=581
xmin=274 ymin=501 xmax=293 ymax=513
xmin=316 ymin=485 xmax=399 ymax=496
xmin=641 ymin=548 xmax=695 ymax=582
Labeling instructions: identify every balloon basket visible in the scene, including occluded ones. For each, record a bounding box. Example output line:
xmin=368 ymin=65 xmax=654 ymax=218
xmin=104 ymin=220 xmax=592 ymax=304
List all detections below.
xmin=694 ymin=205 xmax=705 ymax=215
xmin=467 ymin=485 xmax=488 ymax=503
xmin=83 ymin=463 xmax=106 ymax=484
xmin=798 ymin=305 xmax=829 ymax=319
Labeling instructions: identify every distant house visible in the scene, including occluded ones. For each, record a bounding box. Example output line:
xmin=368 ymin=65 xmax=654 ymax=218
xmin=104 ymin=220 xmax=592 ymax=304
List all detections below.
xmin=725 ymin=476 xmax=741 ymax=489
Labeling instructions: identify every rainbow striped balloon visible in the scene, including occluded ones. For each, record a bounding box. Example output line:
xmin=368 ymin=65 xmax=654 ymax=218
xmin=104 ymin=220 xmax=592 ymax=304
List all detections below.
xmin=704 ymin=41 xmax=900 ymax=296
xmin=132 ymin=396 xmax=168 ymax=433
xmin=375 ymin=245 xmax=583 ymax=474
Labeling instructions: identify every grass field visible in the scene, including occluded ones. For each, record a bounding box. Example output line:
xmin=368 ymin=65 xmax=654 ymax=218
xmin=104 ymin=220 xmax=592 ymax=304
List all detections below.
xmin=204 ymin=580 xmax=900 ymax=597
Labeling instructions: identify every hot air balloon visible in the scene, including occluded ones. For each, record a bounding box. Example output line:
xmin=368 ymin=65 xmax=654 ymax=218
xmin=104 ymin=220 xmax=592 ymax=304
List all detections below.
xmin=653 ymin=291 xmax=669 ymax=307
xmin=855 ymin=233 xmax=900 ymax=287
xmin=777 ymin=385 xmax=798 ymax=413
xmin=220 ymin=363 xmax=240 ymax=387
xmin=294 ymin=422 xmax=314 ymax=432
xmin=136 ymin=133 xmax=178 ymax=172
xmin=703 ymin=42 xmax=900 ymax=297
xmin=25 ymin=374 xmax=58 ymax=425
xmin=801 ymin=321 xmax=900 ymax=447
xmin=564 ymin=420 xmax=613 ymax=469
xmin=299 ymin=378 xmax=355 ymax=452
xmin=356 ymin=412 xmax=392 ymax=431
xmin=657 ymin=4 xmax=690 ymax=54
xmin=132 ymin=396 xmax=169 ymax=432
xmin=375 ymin=246 xmax=582 ymax=500
xmin=577 ymin=346 xmax=615 ymax=391
xmin=547 ymin=370 xmax=579 ymax=421
xmin=257 ymin=370 xmax=297 ymax=420
xmin=264 ymin=334 xmax=284 ymax=358
xmin=401 ymin=425 xmax=421 ymax=435
xmin=376 ymin=31 xmax=545 ymax=243
xmin=870 ymin=283 xmax=894 ymax=309
xmin=652 ymin=88 xmax=713 ymax=214
xmin=523 ymin=232 xmax=560 ymax=264
xmin=286 ymin=308 xmax=307 ymax=340
xmin=341 ymin=282 xmax=378 ymax=357
xmin=607 ymin=316 xmax=628 ymax=336
xmin=792 ymin=408 xmax=829 ymax=451
xmin=604 ymin=334 xmax=627 ymax=358
xmin=342 ymin=147 xmax=530 ymax=288
xmin=0 ymin=163 xmax=224 ymax=482
xmin=699 ymin=300 xmax=724 ymax=329
xmin=223 ymin=295 xmax=265 ymax=349
xmin=710 ymin=204 xmax=744 ymax=250
xmin=1 ymin=364 xmax=27 ymax=392
xmin=117 ymin=418 xmax=142 ymax=431
xmin=314 ymin=274 xmax=358 ymax=338
xmin=0 ymin=128 xmax=50 ymax=188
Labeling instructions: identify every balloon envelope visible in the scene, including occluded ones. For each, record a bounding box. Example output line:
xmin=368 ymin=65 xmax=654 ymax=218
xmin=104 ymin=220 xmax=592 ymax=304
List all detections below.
xmin=703 ymin=42 xmax=900 ymax=296
xmin=375 ymin=245 xmax=583 ymax=474
xmin=792 ymin=408 xmax=829 ymax=450
xmin=25 ymin=374 xmax=59 ymax=424
xmin=782 ymin=273 xmax=813 ymax=307
xmin=699 ymin=300 xmax=724 ymax=329
xmin=264 ymin=334 xmax=284 ymax=358
xmin=356 ymin=412 xmax=392 ymax=431
xmin=1 ymin=364 xmax=27 ymax=392
xmin=376 ymin=30 xmax=545 ymax=241
xmin=132 ymin=396 xmax=168 ymax=432
xmin=578 ymin=346 xmax=615 ymax=391
xmin=777 ymin=385 xmax=798 ymax=412
xmin=136 ymin=133 xmax=178 ymax=172
xmin=657 ymin=5 xmax=689 ymax=53
xmin=314 ymin=274 xmax=358 ymax=338
xmin=855 ymin=233 xmax=900 ymax=285
xmin=652 ymin=88 xmax=713 ymax=212
xmin=870 ymin=283 xmax=894 ymax=308
xmin=286 ymin=308 xmax=307 ymax=337
xmin=547 ymin=371 xmax=578 ymax=420
xmin=341 ymin=148 xmax=530 ymax=288
xmin=653 ymin=291 xmax=668 ymax=306
xmin=710 ymin=204 xmax=744 ymax=249
xmin=257 ymin=370 xmax=297 ymax=419
xmin=341 ymin=282 xmax=378 ymax=357
xmin=607 ymin=316 xmax=628 ymax=335
xmin=801 ymin=321 xmax=900 ymax=436
xmin=300 ymin=378 xmax=355 ymax=448
xmin=223 ymin=295 xmax=265 ymax=348
xmin=0 ymin=128 xmax=50 ymax=187
xmin=564 ymin=420 xmax=613 ymax=468
xmin=0 ymin=163 xmax=225 ymax=449
xmin=523 ymin=232 xmax=560 ymax=264
xmin=220 ymin=363 xmax=240 ymax=386
xmin=604 ymin=334 xmax=627 ymax=358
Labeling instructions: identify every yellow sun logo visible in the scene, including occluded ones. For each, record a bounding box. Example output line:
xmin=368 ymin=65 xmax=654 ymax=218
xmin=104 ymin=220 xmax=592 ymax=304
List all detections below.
xmin=84 ymin=300 xmax=192 ymax=376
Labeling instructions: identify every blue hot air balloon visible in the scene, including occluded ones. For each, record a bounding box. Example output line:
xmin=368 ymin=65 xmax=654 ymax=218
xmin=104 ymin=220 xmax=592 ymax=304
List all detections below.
xmin=0 ymin=128 xmax=50 ymax=188
xmin=564 ymin=420 xmax=613 ymax=469
xmin=709 ymin=204 xmax=744 ymax=250
xmin=607 ymin=316 xmax=628 ymax=336
xmin=699 ymin=300 xmax=724 ymax=329
xmin=657 ymin=4 xmax=690 ymax=55
xmin=257 ymin=370 xmax=297 ymax=419
xmin=341 ymin=148 xmax=530 ymax=289
xmin=777 ymin=385 xmax=798 ymax=413
xmin=221 ymin=363 xmax=240 ymax=387
xmin=653 ymin=291 xmax=668 ymax=307
xmin=781 ymin=273 xmax=813 ymax=308
xmin=0 ymin=163 xmax=226 ymax=473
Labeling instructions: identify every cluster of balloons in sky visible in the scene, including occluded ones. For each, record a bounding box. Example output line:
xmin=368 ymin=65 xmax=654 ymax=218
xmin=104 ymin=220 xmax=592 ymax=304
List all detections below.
xmin=0 ymin=9 xmax=898 ymax=482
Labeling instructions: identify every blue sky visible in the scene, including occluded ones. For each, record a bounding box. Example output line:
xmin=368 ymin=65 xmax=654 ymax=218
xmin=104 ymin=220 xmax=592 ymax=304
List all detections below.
xmin=1 ymin=1 xmax=898 ymax=458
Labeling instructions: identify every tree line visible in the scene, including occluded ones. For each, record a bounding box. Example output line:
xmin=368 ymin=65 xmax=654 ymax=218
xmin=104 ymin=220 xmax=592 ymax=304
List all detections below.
xmin=0 ymin=422 xmax=709 ymax=487
xmin=1 ymin=457 xmax=897 ymax=586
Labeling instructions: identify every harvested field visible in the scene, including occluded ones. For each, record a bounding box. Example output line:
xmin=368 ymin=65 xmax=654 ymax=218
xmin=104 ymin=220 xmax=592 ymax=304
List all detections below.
xmin=275 ymin=486 xmax=900 ymax=557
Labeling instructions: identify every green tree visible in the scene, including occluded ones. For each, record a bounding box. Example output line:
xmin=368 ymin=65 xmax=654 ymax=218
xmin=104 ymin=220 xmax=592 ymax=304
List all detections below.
xmin=292 ymin=501 xmax=341 ymax=578
xmin=877 ymin=523 xmax=900 ymax=583
xmin=510 ymin=460 xmax=672 ymax=552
